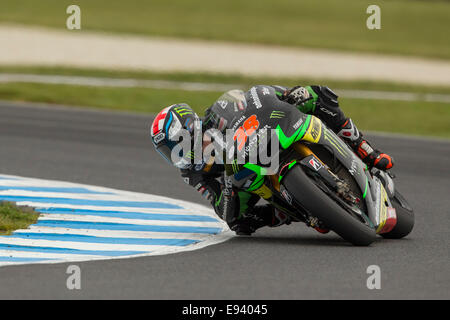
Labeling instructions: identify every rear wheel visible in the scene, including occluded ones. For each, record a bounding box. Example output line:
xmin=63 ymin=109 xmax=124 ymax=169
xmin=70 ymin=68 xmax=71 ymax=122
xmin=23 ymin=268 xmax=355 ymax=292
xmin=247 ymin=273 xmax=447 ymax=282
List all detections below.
xmin=283 ymin=165 xmax=376 ymax=246
xmin=381 ymin=190 xmax=414 ymax=239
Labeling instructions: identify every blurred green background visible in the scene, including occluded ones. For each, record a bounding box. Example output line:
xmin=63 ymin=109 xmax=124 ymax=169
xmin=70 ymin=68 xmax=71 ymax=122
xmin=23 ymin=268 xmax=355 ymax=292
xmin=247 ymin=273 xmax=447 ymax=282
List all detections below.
xmin=1 ymin=0 xmax=449 ymax=138
xmin=2 ymin=0 xmax=450 ymax=59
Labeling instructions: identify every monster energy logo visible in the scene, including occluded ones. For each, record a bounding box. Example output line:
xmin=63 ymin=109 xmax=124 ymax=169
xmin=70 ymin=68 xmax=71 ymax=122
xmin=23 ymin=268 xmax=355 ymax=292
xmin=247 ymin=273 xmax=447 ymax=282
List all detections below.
xmin=184 ymin=150 xmax=195 ymax=160
xmin=173 ymin=106 xmax=193 ymax=117
xmin=324 ymin=129 xmax=349 ymax=157
xmin=270 ymin=110 xmax=285 ymax=119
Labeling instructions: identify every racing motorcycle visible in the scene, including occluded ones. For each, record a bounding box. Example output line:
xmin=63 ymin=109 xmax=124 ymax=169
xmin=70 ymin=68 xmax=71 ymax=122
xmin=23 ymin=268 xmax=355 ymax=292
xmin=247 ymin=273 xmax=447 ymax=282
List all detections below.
xmin=210 ymin=87 xmax=414 ymax=246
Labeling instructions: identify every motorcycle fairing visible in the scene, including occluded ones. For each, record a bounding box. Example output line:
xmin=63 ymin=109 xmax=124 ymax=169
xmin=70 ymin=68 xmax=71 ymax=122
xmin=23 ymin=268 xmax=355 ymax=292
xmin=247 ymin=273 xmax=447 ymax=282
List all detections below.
xmin=220 ymin=88 xmax=396 ymax=233
xmin=267 ymin=110 xmax=396 ymax=233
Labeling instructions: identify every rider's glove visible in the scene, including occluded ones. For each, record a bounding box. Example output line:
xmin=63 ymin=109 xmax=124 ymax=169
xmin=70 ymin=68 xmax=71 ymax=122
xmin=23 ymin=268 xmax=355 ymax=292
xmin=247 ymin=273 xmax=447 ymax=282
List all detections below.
xmin=282 ymin=86 xmax=313 ymax=106
xmin=180 ymin=169 xmax=220 ymax=203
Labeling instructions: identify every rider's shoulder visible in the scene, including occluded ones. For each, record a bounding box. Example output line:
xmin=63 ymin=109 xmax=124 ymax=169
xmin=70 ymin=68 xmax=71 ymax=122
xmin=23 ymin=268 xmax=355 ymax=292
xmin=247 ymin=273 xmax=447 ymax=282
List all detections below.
xmin=309 ymin=85 xmax=339 ymax=100
xmin=246 ymin=84 xmax=276 ymax=92
xmin=245 ymin=85 xmax=280 ymax=99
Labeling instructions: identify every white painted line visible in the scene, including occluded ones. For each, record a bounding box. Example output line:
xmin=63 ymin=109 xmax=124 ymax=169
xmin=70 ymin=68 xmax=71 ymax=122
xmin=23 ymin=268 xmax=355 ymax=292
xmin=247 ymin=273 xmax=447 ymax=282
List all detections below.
xmin=0 ymin=237 xmax=202 ymax=252
xmin=365 ymin=130 xmax=450 ymax=143
xmin=15 ymin=226 xmax=218 ymax=240
xmin=0 ymin=231 xmax=233 ymax=266
xmin=37 ymin=215 xmax=221 ymax=228
xmin=0 ymin=73 xmax=449 ymax=103
xmin=7 ymin=202 xmax=214 ymax=216
xmin=0 ymin=73 xmax=238 ymax=92
xmin=337 ymin=89 xmax=450 ymax=104
xmin=0 ymin=189 xmax=212 ymax=205
xmin=0 ymin=250 xmax=102 ymax=260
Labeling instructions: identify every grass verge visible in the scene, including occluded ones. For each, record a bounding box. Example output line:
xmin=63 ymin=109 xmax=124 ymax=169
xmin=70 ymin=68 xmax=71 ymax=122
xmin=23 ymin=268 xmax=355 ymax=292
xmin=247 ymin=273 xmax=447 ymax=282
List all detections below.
xmin=1 ymin=0 xmax=450 ymax=60
xmin=0 ymin=66 xmax=449 ymax=138
xmin=0 ymin=201 xmax=40 ymax=235
xmin=2 ymin=65 xmax=450 ymax=94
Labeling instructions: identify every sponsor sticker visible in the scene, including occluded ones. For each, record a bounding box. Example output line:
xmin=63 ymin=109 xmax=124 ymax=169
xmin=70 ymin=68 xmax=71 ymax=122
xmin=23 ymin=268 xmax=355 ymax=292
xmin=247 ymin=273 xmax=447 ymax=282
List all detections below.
xmin=270 ymin=110 xmax=285 ymax=119
xmin=320 ymin=107 xmax=337 ymax=117
xmin=153 ymin=132 xmax=165 ymax=144
xmin=302 ymin=116 xmax=322 ymax=143
xmin=231 ymin=115 xmax=247 ymax=130
xmin=310 ymin=118 xmax=320 ymax=140
xmin=349 ymin=159 xmax=358 ymax=176
xmin=293 ymin=118 xmax=303 ymax=130
xmin=250 ymin=87 xmax=263 ymax=109
xmin=281 ymin=189 xmax=293 ymax=205
xmin=308 ymin=158 xmax=323 ymax=171
xmin=217 ymin=100 xmax=228 ymax=109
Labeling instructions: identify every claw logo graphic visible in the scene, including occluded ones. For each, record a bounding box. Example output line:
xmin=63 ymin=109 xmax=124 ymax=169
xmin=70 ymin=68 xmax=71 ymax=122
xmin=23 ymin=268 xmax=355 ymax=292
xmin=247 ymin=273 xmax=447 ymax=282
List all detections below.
xmin=173 ymin=106 xmax=194 ymax=117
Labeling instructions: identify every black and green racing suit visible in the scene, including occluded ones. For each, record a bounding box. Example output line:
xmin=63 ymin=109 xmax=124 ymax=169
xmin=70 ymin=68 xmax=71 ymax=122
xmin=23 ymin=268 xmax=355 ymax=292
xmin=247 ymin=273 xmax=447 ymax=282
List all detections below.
xmin=180 ymin=84 xmax=352 ymax=235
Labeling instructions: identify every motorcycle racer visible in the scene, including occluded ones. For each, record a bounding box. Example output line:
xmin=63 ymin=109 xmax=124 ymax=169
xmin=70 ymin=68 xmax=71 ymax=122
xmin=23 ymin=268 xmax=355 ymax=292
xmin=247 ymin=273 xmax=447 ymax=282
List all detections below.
xmin=150 ymin=85 xmax=394 ymax=235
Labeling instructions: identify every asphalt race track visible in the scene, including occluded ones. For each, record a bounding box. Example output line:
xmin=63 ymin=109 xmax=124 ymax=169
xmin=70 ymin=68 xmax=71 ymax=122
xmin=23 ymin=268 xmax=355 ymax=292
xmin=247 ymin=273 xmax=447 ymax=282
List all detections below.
xmin=0 ymin=101 xmax=449 ymax=299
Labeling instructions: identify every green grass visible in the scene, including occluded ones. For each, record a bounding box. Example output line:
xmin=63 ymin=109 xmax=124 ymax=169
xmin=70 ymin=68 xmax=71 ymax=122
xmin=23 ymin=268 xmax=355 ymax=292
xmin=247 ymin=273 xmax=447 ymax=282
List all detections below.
xmin=0 ymin=81 xmax=221 ymax=113
xmin=0 ymin=78 xmax=449 ymax=138
xmin=0 ymin=202 xmax=40 ymax=235
xmin=1 ymin=0 xmax=449 ymax=60
xmin=2 ymin=65 xmax=450 ymax=95
xmin=338 ymin=98 xmax=450 ymax=138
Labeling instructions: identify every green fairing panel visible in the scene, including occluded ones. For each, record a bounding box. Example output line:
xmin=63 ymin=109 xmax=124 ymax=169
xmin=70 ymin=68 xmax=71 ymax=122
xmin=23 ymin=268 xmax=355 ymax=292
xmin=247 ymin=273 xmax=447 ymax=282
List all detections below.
xmin=237 ymin=191 xmax=253 ymax=217
xmin=245 ymin=173 xmax=265 ymax=192
xmin=243 ymin=163 xmax=267 ymax=177
xmin=276 ymin=114 xmax=312 ymax=149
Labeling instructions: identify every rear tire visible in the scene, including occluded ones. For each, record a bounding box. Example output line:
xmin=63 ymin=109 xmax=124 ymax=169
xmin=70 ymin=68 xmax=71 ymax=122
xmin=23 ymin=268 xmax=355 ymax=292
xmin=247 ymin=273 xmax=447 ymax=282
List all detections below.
xmin=381 ymin=190 xmax=414 ymax=239
xmin=283 ymin=165 xmax=376 ymax=246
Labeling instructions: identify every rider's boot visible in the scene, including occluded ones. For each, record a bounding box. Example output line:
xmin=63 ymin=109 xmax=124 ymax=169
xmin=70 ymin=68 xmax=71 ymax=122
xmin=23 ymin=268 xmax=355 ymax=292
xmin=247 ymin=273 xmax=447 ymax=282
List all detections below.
xmin=274 ymin=210 xmax=293 ymax=229
xmin=256 ymin=206 xmax=331 ymax=235
xmin=233 ymin=207 xmax=292 ymax=235
xmin=337 ymin=118 xmax=394 ymax=171
xmin=314 ymin=226 xmax=330 ymax=234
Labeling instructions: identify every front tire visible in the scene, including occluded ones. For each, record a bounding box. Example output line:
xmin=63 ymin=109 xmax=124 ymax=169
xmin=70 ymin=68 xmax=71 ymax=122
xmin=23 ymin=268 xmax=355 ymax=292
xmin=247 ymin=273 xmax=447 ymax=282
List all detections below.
xmin=381 ymin=190 xmax=414 ymax=239
xmin=283 ymin=165 xmax=376 ymax=246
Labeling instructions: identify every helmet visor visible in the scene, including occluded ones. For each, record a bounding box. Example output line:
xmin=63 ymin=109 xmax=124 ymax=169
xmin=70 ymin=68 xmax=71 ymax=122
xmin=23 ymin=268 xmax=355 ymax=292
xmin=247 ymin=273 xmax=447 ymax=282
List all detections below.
xmin=156 ymin=140 xmax=193 ymax=170
xmin=154 ymin=109 xmax=203 ymax=170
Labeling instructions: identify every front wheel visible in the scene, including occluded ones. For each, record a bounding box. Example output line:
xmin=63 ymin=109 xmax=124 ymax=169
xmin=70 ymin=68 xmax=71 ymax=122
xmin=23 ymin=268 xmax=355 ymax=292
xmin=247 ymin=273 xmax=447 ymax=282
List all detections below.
xmin=283 ymin=165 xmax=376 ymax=246
xmin=381 ymin=190 xmax=414 ymax=239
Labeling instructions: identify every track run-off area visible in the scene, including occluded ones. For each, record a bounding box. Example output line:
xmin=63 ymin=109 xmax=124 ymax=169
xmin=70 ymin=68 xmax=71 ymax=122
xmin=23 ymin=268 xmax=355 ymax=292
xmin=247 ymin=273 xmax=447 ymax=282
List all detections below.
xmin=2 ymin=25 xmax=450 ymax=86
xmin=0 ymin=102 xmax=448 ymax=299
